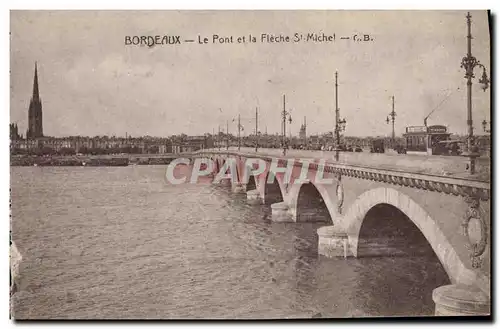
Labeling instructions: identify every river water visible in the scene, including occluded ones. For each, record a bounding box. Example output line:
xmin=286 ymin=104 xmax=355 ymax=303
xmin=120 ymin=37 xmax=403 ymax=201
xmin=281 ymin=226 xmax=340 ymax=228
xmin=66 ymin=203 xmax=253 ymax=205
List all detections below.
xmin=10 ymin=165 xmax=449 ymax=319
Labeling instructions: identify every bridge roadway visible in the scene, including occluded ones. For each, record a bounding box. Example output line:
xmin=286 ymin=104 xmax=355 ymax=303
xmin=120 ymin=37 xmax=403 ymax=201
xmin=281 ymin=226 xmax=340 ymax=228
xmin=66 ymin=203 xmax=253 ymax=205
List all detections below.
xmin=201 ymin=147 xmax=490 ymax=182
xmin=194 ymin=147 xmax=491 ymax=316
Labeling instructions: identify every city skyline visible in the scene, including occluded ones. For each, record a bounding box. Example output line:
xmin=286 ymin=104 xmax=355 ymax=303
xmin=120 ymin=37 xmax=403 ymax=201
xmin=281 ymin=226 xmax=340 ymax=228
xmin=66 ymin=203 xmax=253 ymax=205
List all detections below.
xmin=10 ymin=10 xmax=491 ymax=138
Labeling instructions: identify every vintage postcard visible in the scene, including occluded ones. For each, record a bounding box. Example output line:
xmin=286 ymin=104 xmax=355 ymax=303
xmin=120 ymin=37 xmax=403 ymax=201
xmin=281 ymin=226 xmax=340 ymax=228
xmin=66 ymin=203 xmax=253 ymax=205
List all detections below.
xmin=9 ymin=10 xmax=491 ymax=319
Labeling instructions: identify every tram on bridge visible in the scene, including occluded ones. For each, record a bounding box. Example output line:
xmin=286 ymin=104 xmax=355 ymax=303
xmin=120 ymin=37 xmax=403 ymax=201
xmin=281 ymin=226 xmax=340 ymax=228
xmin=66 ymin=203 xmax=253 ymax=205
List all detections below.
xmin=402 ymin=125 xmax=461 ymax=156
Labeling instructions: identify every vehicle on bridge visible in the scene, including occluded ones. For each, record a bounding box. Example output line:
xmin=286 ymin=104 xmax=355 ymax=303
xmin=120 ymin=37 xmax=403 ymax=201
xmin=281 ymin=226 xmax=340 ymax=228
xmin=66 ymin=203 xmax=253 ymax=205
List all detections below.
xmin=370 ymin=139 xmax=385 ymax=153
xmin=403 ymin=125 xmax=456 ymax=156
xmin=434 ymin=140 xmax=463 ymax=156
xmin=394 ymin=144 xmax=407 ymax=154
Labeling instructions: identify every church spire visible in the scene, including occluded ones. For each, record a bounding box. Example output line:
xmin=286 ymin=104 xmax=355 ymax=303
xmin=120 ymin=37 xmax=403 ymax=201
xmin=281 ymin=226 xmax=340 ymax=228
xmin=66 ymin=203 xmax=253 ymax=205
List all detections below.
xmin=27 ymin=61 xmax=43 ymax=139
xmin=32 ymin=62 xmax=39 ymax=100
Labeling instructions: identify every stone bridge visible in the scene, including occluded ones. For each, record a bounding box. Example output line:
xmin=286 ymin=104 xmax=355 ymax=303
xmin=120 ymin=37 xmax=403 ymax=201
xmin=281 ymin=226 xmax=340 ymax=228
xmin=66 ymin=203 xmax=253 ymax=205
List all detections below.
xmin=193 ymin=147 xmax=491 ymax=316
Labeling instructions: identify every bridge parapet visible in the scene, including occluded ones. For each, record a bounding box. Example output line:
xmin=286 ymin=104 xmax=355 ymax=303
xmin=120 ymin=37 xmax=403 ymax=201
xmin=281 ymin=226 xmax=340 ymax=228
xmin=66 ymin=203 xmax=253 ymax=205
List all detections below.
xmin=196 ymin=147 xmax=490 ymax=182
xmin=196 ymin=149 xmax=490 ymax=200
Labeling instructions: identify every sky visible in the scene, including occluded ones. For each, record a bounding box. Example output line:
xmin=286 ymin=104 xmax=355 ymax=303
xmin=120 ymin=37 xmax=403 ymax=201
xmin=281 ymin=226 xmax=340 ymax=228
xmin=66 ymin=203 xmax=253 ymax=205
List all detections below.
xmin=10 ymin=10 xmax=491 ymax=138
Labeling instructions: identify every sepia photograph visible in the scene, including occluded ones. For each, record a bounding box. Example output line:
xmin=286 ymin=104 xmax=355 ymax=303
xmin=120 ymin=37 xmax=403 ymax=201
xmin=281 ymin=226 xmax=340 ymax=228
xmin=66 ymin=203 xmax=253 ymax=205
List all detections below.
xmin=9 ymin=9 xmax=491 ymax=320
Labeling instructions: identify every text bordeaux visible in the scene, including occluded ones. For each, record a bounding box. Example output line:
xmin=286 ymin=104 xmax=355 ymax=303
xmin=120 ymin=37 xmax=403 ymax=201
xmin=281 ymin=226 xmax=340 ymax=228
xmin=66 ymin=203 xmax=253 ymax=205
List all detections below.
xmin=125 ymin=35 xmax=181 ymax=47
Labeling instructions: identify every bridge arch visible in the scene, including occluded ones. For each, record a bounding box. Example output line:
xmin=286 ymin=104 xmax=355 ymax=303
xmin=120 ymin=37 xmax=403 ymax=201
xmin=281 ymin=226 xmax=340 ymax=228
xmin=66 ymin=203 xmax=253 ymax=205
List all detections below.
xmin=246 ymin=175 xmax=257 ymax=192
xmin=344 ymin=187 xmax=475 ymax=286
xmin=287 ymin=181 xmax=337 ymax=223
xmin=262 ymin=171 xmax=286 ymax=205
xmin=214 ymin=157 xmax=224 ymax=176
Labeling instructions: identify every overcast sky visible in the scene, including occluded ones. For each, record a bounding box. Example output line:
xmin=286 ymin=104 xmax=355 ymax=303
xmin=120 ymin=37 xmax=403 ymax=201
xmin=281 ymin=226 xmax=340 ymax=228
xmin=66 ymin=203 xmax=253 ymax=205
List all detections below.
xmin=10 ymin=10 xmax=491 ymax=138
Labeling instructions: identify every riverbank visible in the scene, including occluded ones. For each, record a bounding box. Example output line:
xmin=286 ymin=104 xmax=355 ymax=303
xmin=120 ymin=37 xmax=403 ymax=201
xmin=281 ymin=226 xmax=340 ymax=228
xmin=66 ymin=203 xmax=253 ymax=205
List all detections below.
xmin=10 ymin=154 xmax=177 ymax=166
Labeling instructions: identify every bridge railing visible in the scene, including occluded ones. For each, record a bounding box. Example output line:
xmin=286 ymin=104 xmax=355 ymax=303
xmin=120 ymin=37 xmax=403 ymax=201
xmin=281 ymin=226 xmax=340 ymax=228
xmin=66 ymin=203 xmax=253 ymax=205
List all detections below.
xmin=197 ymin=147 xmax=490 ymax=183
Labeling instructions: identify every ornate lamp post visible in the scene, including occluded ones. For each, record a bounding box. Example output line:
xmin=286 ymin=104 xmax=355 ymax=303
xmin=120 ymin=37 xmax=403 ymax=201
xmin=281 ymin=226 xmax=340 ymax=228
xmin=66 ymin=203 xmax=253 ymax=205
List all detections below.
xmin=334 ymin=71 xmax=347 ymax=161
xmin=460 ymin=12 xmax=489 ymax=174
xmin=386 ymin=96 xmax=396 ymax=148
xmin=282 ymin=95 xmax=292 ymax=156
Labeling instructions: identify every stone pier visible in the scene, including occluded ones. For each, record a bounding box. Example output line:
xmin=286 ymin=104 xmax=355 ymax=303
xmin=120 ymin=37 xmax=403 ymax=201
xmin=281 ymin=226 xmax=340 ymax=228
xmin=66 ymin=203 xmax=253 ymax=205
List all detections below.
xmin=246 ymin=189 xmax=262 ymax=205
xmin=432 ymin=284 xmax=490 ymax=316
xmin=218 ymin=177 xmax=232 ymax=187
xmin=317 ymin=225 xmax=352 ymax=258
xmin=271 ymin=202 xmax=293 ymax=222
xmin=232 ymin=183 xmax=246 ymax=194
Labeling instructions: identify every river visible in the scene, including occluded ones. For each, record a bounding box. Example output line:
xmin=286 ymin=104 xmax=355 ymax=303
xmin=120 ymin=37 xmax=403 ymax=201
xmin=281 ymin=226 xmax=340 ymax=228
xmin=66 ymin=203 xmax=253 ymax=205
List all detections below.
xmin=10 ymin=165 xmax=449 ymax=319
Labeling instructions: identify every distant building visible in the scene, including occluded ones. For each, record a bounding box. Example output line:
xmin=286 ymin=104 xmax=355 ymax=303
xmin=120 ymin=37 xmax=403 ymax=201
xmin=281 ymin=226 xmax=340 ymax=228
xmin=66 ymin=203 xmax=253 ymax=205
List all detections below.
xmin=38 ymin=137 xmax=73 ymax=151
xmin=11 ymin=138 xmax=38 ymax=151
xmin=158 ymin=144 xmax=169 ymax=154
xmin=214 ymin=133 xmax=227 ymax=149
xmin=171 ymin=135 xmax=209 ymax=153
xmin=299 ymin=117 xmax=306 ymax=140
xmin=10 ymin=123 xmax=21 ymax=140
xmin=26 ymin=62 xmax=43 ymax=139
xmin=308 ymin=134 xmax=320 ymax=149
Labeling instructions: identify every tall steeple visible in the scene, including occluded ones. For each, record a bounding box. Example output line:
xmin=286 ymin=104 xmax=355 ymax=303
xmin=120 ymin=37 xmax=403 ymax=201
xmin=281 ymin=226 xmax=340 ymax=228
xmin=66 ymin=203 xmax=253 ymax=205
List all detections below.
xmin=32 ymin=62 xmax=39 ymax=100
xmin=27 ymin=62 xmax=43 ymax=139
